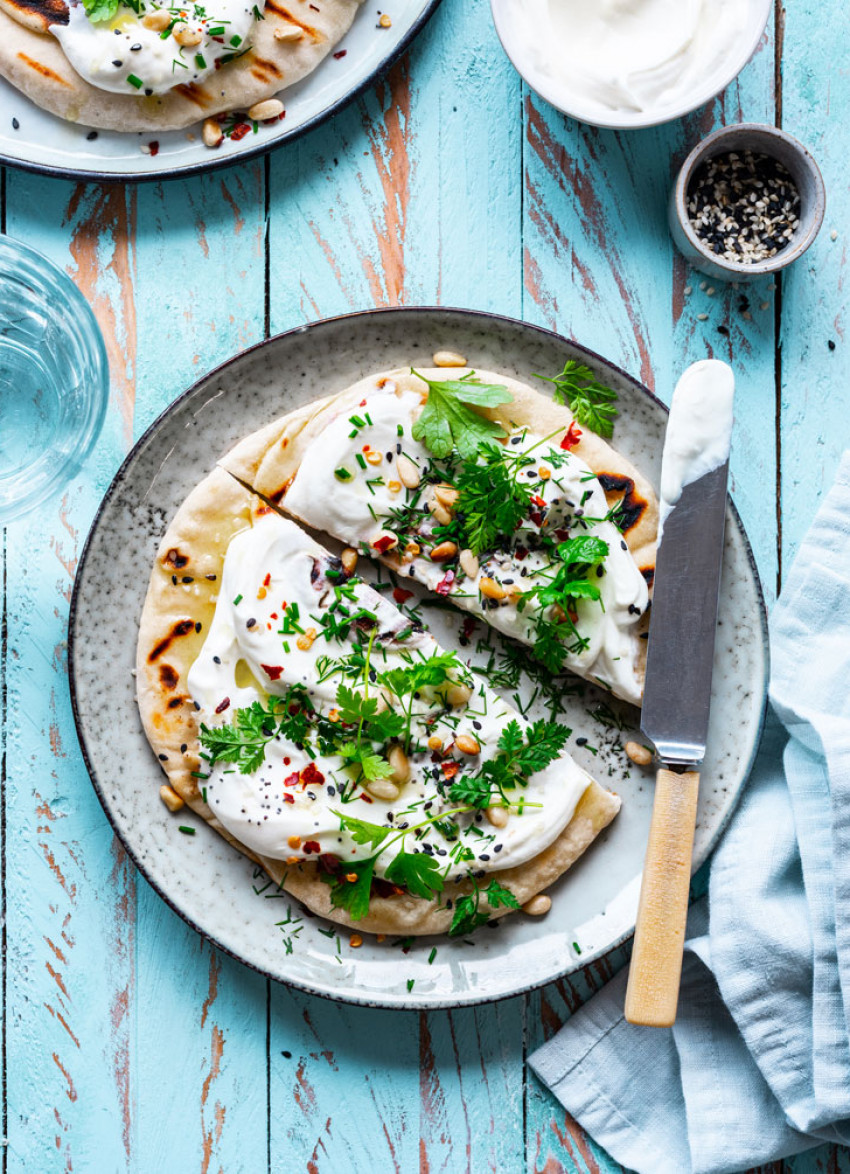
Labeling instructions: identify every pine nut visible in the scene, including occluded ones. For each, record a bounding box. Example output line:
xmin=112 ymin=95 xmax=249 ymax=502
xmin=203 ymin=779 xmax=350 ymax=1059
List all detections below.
xmin=350 ymin=934 xmax=363 ymax=948
xmin=429 ymin=540 xmax=458 ymax=561
xmin=427 ymin=735 xmax=443 ymax=752
xmin=274 ymin=23 xmax=303 ymax=40
xmin=173 ymin=22 xmax=203 ymax=45
xmin=625 ymin=740 xmax=653 ymax=767
xmin=367 ymin=778 xmax=400 ymax=801
xmin=388 ymin=745 xmax=410 ymax=785
xmin=202 ymin=118 xmax=223 ymax=149
xmin=430 ymin=502 xmax=452 ymax=526
xmin=445 ymin=682 xmax=472 ymax=707
xmin=378 ymin=12 xmax=392 ymax=26
xmin=397 ymin=454 xmax=421 ymax=488
xmin=455 ymin=734 xmax=480 ymax=756
xmin=142 ymin=8 xmax=171 ymax=29
xmin=287 ymin=835 xmax=302 ymax=849
xmin=433 ymin=350 xmax=467 ymax=367
xmin=522 ymin=894 xmax=552 ymax=916
xmin=248 ymin=98 xmax=285 ymax=122
xmin=341 ymin=548 xmax=358 ymax=574
xmin=160 ymin=784 xmax=184 ymax=813
xmin=433 ymin=484 xmax=459 ymax=508
xmin=538 ymin=466 xmax=551 ymax=480
xmin=296 ymin=627 xmax=317 ymax=651
xmin=486 ymin=805 xmax=508 ymax=828
xmin=459 ymin=549 xmax=479 ymax=578
xmin=479 ymin=576 xmax=506 ymax=600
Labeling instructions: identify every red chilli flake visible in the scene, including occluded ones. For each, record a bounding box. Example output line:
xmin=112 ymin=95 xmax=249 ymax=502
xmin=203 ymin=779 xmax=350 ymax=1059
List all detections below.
xmin=333 ymin=49 xmax=347 ymax=58
xmin=435 ymin=569 xmax=455 ymax=596
xmin=230 ymin=122 xmax=252 ymax=142
xmin=560 ymin=422 xmax=583 ymax=450
xmin=148 ymin=141 xmax=159 ymax=157
xmin=215 ymin=696 xmax=230 ymax=714
xmin=283 ymin=794 xmax=295 ymax=805
xmin=263 ymin=572 xmax=271 ymax=587
xmin=283 ymin=771 xmax=301 ymax=789
xmin=393 ymin=587 xmax=414 ymax=604
xmin=300 ymin=762 xmax=325 ymax=787
xmin=261 ymin=664 xmax=284 ymax=681
xmin=441 ymin=761 xmax=460 ymax=779
xmin=372 ymin=535 xmax=395 ymax=554
xmin=303 ymin=840 xmax=321 ymax=855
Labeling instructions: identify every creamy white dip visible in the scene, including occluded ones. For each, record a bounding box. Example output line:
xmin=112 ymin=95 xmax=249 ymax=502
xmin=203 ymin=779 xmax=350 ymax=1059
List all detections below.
xmin=659 ymin=360 xmax=735 ymax=532
xmin=187 ymin=514 xmax=590 ymax=878
xmin=53 ymin=0 xmax=256 ymax=95
xmin=282 ymin=379 xmax=649 ymax=704
xmin=494 ymin=0 xmax=760 ymax=126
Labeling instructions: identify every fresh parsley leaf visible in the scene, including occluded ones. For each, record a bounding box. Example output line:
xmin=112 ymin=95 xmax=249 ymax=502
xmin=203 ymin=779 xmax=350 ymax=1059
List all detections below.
xmin=509 ymin=718 xmax=571 ymax=776
xmin=198 ymin=697 xmax=287 ymax=775
xmin=485 ymin=880 xmax=521 ymax=910
xmin=379 ymin=651 xmax=462 ymax=699
xmin=411 ymin=371 xmax=512 ymax=459
xmin=335 ymin=682 xmax=380 ymax=726
xmin=338 ymin=743 xmax=392 ymax=781
xmin=334 ymin=813 xmax=391 ymax=850
xmin=448 ymin=877 xmax=520 ymax=936
xmin=448 ymin=774 xmax=494 ymax=810
xmin=453 ymin=443 xmax=534 ymax=555
xmin=557 ymin=535 xmax=610 ymax=565
xmin=535 ymin=360 xmax=619 ymax=438
xmin=322 ymin=858 xmax=375 ymax=921
xmin=83 ymin=0 xmax=120 ymax=20
xmin=385 ymin=849 xmax=445 ymax=900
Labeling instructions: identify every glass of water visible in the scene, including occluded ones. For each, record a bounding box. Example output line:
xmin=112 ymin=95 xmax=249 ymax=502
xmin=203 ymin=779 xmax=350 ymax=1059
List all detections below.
xmin=0 ymin=235 xmax=108 ymax=524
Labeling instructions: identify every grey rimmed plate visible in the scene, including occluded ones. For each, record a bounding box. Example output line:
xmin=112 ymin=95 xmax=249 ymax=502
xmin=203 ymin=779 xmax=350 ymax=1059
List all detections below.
xmin=69 ymin=307 xmax=768 ymax=1009
xmin=0 ymin=0 xmax=440 ymax=183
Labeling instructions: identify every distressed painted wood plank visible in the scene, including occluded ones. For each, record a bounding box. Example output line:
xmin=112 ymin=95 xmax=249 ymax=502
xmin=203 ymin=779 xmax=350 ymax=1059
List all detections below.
xmin=778 ymin=0 xmax=850 ymax=574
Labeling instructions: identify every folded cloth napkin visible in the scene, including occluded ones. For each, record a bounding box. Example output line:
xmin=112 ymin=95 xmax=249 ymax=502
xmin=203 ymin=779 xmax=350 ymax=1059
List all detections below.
xmin=529 ymin=451 xmax=850 ymax=1174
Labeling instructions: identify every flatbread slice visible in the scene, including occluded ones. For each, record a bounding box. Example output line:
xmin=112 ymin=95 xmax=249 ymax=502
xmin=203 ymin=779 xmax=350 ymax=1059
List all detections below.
xmin=220 ymin=366 xmax=657 ymax=704
xmin=137 ymin=468 xmax=621 ymax=936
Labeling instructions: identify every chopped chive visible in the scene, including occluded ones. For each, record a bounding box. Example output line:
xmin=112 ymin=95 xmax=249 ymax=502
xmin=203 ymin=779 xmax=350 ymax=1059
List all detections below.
xmin=428 ymin=947 xmax=437 ymax=964
xmin=349 ymin=414 xmax=365 ymax=428
xmin=397 ymin=424 xmax=403 ymax=436
xmin=348 ymin=429 xmax=358 ymax=439
xmin=230 ymin=33 xmax=242 ymax=45
xmin=127 ymin=74 xmax=144 ymax=90
xmin=572 ymin=941 xmax=582 ymax=955
xmin=178 ymin=825 xmax=196 ymax=836
xmin=406 ymin=978 xmax=415 ymax=992
xmin=234 ymin=594 xmax=243 ymax=605
xmin=364 ymin=412 xmax=373 ymax=426
xmin=355 ymin=453 xmax=367 ymax=470
xmin=335 ymin=467 xmax=352 ymax=481
xmin=282 ymin=641 xmax=290 ymax=653
xmin=195 ymin=53 xmax=207 ymax=70
xmin=208 ymin=25 xmax=225 ymax=34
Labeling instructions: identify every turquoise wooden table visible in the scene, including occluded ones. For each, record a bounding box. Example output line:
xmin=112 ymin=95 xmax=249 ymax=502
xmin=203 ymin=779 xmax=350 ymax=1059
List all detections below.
xmin=0 ymin=1 xmax=847 ymax=1170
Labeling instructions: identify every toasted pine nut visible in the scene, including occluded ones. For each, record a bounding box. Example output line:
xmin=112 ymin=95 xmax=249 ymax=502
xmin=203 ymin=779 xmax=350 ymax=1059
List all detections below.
xmin=248 ymin=98 xmax=285 ymax=122
xmin=486 ymin=805 xmax=509 ymax=828
xmin=445 ymin=682 xmax=472 ymax=707
xmin=388 ymin=480 xmax=401 ymax=495
xmin=427 ymin=735 xmax=443 ymax=752
xmin=341 ymin=547 xmax=358 ymax=574
xmin=202 ymin=118 xmax=223 ymax=148
xmin=296 ymin=627 xmax=317 ymax=651
xmin=367 ymin=778 xmax=400 ymax=801
xmin=455 ymin=734 xmax=481 ymax=756
xmin=388 ymin=745 xmax=410 ymax=785
xmin=538 ymin=466 xmax=551 ymax=480
xmin=172 ymin=22 xmax=203 ymax=45
xmin=433 ymin=484 xmax=459 ymax=508
xmin=142 ymin=7 xmax=171 ymax=29
xmin=378 ymin=12 xmax=392 ymax=26
xmin=274 ymin=22 xmax=303 ymax=40
xmin=523 ymin=894 xmax=552 ymax=916
xmin=287 ymin=835 xmax=302 ymax=849
xmin=350 ymin=934 xmax=363 ymax=948
xmin=433 ymin=350 xmax=467 ymax=367
xmin=625 ymin=740 xmax=653 ymax=767
xmin=160 ymin=784 xmax=184 ymax=813
xmin=397 ymin=454 xmax=421 ymax=488
xmin=430 ymin=502 xmax=453 ymax=526
xmin=365 ymin=450 xmax=382 ymax=466
xmin=429 ymin=540 xmax=458 ymax=562
xmin=459 ymin=549 xmax=479 ymax=579
xmin=480 ymin=576 xmax=506 ymax=600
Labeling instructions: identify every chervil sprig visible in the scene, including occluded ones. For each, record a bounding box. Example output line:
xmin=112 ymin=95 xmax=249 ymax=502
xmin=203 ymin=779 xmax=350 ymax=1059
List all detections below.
xmin=535 ymin=360 xmax=619 ymax=438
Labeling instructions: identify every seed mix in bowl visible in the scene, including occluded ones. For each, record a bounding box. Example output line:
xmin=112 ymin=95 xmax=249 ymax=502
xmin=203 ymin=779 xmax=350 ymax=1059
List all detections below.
xmin=687 ymin=150 xmax=802 ymax=264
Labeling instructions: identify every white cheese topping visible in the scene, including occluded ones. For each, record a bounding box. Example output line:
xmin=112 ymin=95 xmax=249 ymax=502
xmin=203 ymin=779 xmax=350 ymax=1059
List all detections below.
xmin=52 ymin=1 xmax=256 ymax=96
xmin=659 ymin=360 xmax=735 ymax=532
xmin=282 ymin=380 xmax=649 ymax=705
xmin=495 ymin=0 xmax=758 ymax=125
xmin=187 ymin=514 xmax=591 ymax=878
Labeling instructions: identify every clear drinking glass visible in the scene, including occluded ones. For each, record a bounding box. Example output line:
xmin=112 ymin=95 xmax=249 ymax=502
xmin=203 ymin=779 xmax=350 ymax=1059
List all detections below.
xmin=0 ymin=235 xmax=109 ymax=523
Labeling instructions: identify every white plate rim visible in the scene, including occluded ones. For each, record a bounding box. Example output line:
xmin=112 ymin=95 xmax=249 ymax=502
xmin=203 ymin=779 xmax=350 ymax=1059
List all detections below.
xmin=68 ymin=306 xmax=770 ymax=1009
xmin=0 ymin=0 xmax=442 ymax=184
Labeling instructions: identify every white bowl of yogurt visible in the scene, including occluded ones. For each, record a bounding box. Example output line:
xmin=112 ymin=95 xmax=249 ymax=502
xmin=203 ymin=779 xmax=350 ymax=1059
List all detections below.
xmin=490 ymin=0 xmax=773 ymax=130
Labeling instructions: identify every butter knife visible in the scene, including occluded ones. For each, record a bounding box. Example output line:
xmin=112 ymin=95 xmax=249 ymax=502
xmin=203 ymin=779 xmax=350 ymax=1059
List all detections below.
xmin=624 ymin=359 xmax=735 ymax=1028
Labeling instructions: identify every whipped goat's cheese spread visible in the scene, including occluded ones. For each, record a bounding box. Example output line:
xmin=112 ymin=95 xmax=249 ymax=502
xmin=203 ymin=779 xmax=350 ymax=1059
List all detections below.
xmin=187 ymin=513 xmax=590 ymax=878
xmin=496 ymin=0 xmax=758 ymax=125
xmin=282 ymin=378 xmax=649 ymax=705
xmin=53 ymin=1 xmax=256 ymax=96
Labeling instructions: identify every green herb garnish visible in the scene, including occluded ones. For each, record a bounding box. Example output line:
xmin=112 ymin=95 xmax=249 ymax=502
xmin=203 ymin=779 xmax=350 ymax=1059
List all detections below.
xmin=449 ymin=879 xmax=520 ymax=937
xmin=535 ymin=360 xmax=619 ymax=438
xmin=411 ymin=371 xmax=512 ymax=459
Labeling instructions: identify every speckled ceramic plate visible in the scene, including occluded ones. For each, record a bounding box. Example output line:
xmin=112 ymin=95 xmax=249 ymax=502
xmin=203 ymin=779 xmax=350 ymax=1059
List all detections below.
xmin=69 ymin=307 xmax=768 ymax=1009
xmin=0 ymin=0 xmax=439 ymax=182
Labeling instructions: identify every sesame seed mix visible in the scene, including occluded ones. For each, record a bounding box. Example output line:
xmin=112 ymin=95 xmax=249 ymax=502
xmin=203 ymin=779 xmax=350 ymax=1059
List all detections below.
xmin=687 ymin=150 xmax=801 ymax=265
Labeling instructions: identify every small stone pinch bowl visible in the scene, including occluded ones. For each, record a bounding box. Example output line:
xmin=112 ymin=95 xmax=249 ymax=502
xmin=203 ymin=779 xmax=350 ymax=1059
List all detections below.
xmin=669 ymin=123 xmax=826 ymax=283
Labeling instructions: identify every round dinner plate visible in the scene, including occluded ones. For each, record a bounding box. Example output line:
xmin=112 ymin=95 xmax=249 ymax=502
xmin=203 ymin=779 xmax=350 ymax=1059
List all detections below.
xmin=0 ymin=0 xmax=440 ymax=183
xmin=69 ymin=307 xmax=769 ymax=1009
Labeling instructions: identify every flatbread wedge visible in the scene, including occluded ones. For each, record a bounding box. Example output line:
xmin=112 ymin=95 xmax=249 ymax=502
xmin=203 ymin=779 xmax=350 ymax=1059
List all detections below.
xmin=137 ymin=467 xmax=621 ymax=936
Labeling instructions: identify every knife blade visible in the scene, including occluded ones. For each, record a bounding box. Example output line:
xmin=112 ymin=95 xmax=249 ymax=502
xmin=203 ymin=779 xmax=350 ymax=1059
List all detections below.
xmin=624 ymin=359 xmax=735 ymax=1028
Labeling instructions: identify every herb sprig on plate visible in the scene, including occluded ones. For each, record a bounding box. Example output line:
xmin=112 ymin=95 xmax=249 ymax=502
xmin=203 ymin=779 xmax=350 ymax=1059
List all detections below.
xmin=535 ymin=360 xmax=619 ymax=438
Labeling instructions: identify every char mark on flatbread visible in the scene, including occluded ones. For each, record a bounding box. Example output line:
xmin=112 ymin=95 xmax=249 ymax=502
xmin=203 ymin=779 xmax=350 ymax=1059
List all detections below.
xmin=1 ymin=0 xmax=67 ymax=31
xmin=264 ymin=2 xmax=323 ymax=39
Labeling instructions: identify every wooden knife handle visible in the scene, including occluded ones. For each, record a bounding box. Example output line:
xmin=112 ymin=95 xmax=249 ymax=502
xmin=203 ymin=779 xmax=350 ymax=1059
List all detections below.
xmin=624 ymin=767 xmax=700 ymax=1028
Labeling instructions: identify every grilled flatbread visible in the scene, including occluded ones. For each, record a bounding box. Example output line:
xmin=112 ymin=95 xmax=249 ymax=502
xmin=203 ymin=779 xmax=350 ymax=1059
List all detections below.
xmin=0 ymin=0 xmax=361 ymax=132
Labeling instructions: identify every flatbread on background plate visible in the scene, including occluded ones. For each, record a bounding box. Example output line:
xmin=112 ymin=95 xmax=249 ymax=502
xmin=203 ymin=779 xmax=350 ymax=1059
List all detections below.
xmin=0 ymin=0 xmax=361 ymax=132
xmin=136 ymin=465 xmax=622 ymax=936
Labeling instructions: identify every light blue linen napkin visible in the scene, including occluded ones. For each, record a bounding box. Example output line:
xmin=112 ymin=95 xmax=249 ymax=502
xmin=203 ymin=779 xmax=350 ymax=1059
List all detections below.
xmin=529 ymin=451 xmax=850 ymax=1173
